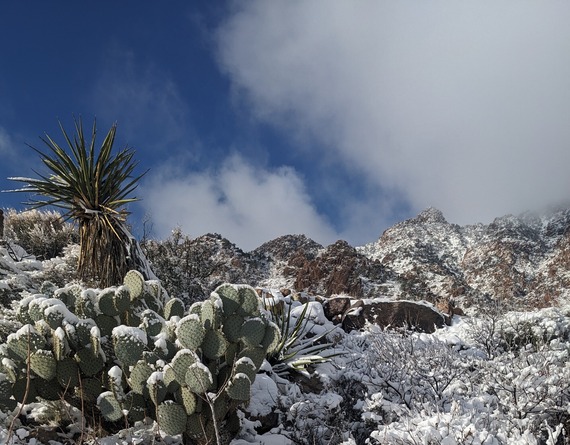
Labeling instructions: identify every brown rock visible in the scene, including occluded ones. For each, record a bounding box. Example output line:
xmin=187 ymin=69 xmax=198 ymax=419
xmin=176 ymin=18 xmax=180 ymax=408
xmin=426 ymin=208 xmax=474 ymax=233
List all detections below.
xmin=322 ymin=296 xmax=353 ymax=324
xmin=342 ymin=300 xmax=447 ymax=333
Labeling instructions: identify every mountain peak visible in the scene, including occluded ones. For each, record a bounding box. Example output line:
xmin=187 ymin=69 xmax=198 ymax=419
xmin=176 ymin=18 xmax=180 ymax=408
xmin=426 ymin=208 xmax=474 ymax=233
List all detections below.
xmin=411 ymin=207 xmax=447 ymax=224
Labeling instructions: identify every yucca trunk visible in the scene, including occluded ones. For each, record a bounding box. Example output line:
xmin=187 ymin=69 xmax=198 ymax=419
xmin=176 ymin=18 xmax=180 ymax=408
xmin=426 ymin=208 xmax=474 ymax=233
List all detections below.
xmin=77 ymin=215 xmax=128 ymax=287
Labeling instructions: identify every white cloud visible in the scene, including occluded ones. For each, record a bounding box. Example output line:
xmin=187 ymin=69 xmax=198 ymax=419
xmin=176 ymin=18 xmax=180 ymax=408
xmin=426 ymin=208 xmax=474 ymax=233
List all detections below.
xmin=217 ymin=1 xmax=570 ymax=228
xmin=140 ymin=155 xmax=338 ymax=251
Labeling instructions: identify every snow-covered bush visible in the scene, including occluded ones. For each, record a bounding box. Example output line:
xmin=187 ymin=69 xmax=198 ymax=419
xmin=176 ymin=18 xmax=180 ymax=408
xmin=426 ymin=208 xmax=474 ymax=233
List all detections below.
xmin=3 ymin=209 xmax=78 ymax=260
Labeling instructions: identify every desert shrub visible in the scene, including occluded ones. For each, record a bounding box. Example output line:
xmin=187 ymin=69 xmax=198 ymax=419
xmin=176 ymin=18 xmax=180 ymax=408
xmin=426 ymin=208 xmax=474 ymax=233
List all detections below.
xmin=3 ymin=209 xmax=78 ymax=260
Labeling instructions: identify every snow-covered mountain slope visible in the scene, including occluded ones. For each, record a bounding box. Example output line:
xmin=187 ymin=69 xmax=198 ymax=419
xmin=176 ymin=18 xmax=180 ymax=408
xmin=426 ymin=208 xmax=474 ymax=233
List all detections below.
xmin=142 ymin=207 xmax=570 ymax=310
xmin=358 ymin=207 xmax=570 ymax=308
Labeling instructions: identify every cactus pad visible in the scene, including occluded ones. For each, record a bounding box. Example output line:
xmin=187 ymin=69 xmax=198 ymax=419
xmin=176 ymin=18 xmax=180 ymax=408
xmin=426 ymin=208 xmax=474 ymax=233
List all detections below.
xmin=176 ymin=315 xmax=205 ymax=351
xmin=171 ymin=349 xmax=199 ymax=382
xmin=185 ymin=362 xmax=213 ymax=394
xmin=140 ymin=309 xmax=164 ymax=337
xmin=30 ymin=349 xmax=57 ymax=381
xmin=240 ymin=318 xmax=267 ymax=347
xmin=98 ymin=391 xmax=124 ymax=422
xmin=201 ymin=329 xmax=228 ymax=360
xmin=237 ymin=286 xmax=260 ymax=316
xmin=163 ymin=298 xmax=185 ymax=319
xmin=158 ymin=401 xmax=187 ymax=436
xmin=214 ymin=284 xmax=241 ymax=316
xmin=112 ymin=326 xmax=147 ymax=367
xmin=75 ymin=346 xmax=105 ymax=377
xmin=123 ymin=270 xmax=145 ymax=300
xmin=226 ymin=372 xmax=251 ymax=401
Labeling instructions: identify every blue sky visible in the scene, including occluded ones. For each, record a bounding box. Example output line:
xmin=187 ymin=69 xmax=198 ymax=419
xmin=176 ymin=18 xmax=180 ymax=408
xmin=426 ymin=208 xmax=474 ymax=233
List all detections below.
xmin=2 ymin=2 xmax=570 ymax=251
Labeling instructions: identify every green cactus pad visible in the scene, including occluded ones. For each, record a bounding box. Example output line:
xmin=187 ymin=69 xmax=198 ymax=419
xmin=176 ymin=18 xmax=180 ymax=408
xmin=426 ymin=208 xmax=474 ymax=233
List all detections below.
xmin=148 ymin=373 xmax=167 ymax=406
xmin=124 ymin=270 xmax=145 ymax=300
xmin=201 ymin=329 xmax=229 ymax=360
xmin=75 ymin=346 xmax=105 ymax=377
xmin=40 ymin=281 xmax=57 ymax=297
xmin=75 ymin=294 xmax=97 ymax=319
xmin=112 ymin=326 xmax=147 ymax=367
xmin=77 ymin=377 xmax=102 ymax=403
xmin=163 ymin=365 xmax=180 ymax=393
xmin=73 ymin=319 xmax=94 ymax=348
xmin=140 ymin=309 xmax=164 ymax=337
xmin=177 ymin=385 xmax=198 ymax=415
xmin=163 ymin=298 xmax=185 ymax=320
xmin=57 ymin=357 xmax=80 ymax=389
xmin=185 ymin=362 xmax=213 ymax=394
xmin=43 ymin=307 xmax=65 ymax=330
xmin=30 ymin=349 xmax=57 ymax=381
xmin=238 ymin=346 xmax=266 ymax=370
xmin=36 ymin=377 xmax=61 ymax=401
xmin=222 ymin=314 xmax=245 ymax=343
xmin=239 ymin=318 xmax=267 ymax=347
xmin=98 ymin=391 xmax=124 ymax=422
xmin=12 ymin=377 xmax=37 ymax=403
xmin=186 ymin=413 xmax=213 ymax=440
xmin=97 ymin=288 xmax=119 ymax=316
xmin=214 ymin=284 xmax=241 ymax=316
xmin=0 ymin=359 xmax=17 ymax=383
xmin=233 ymin=357 xmax=257 ymax=382
xmin=158 ymin=401 xmax=187 ymax=436
xmin=114 ymin=286 xmax=131 ymax=313
xmin=16 ymin=299 xmax=33 ymax=325
xmin=124 ymin=391 xmax=146 ymax=422
xmin=7 ymin=325 xmax=46 ymax=360
xmin=176 ymin=315 xmax=205 ymax=351
xmin=237 ymin=286 xmax=260 ymax=317
xmin=27 ymin=298 xmax=47 ymax=322
xmin=188 ymin=302 xmax=202 ymax=317
xmin=200 ymin=299 xmax=221 ymax=330
xmin=171 ymin=349 xmax=199 ymax=382
xmin=129 ymin=360 xmax=153 ymax=395
xmin=225 ymin=342 xmax=238 ymax=365
xmin=261 ymin=321 xmax=282 ymax=354
xmin=52 ymin=327 xmax=68 ymax=361
xmin=226 ymin=372 xmax=251 ymax=401
xmin=0 ymin=376 xmax=12 ymax=400
xmin=95 ymin=314 xmax=119 ymax=338
xmin=54 ymin=288 xmax=75 ymax=308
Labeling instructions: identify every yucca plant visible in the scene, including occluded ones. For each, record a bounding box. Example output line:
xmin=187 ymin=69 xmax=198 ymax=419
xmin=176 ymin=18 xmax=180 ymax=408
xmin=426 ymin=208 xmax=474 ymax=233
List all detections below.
xmin=8 ymin=118 xmax=153 ymax=287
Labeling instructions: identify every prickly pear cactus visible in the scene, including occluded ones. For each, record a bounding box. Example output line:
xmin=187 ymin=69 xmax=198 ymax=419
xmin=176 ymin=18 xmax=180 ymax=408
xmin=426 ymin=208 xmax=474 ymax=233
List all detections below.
xmin=4 ymin=272 xmax=276 ymax=445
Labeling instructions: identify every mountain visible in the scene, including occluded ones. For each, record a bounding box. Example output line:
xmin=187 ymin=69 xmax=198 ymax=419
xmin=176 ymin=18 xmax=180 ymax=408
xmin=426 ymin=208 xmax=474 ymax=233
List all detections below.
xmin=357 ymin=206 xmax=570 ymax=308
xmin=140 ymin=206 xmax=570 ymax=310
xmin=4 ymin=207 xmax=570 ymax=310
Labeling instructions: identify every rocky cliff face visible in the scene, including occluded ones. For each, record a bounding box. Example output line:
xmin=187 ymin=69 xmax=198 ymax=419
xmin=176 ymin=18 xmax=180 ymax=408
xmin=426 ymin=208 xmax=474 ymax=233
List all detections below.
xmin=144 ymin=207 xmax=570 ymax=310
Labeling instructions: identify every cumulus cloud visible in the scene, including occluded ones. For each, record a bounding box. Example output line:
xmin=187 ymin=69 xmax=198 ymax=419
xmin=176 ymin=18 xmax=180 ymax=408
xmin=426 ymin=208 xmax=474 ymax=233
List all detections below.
xmin=217 ymin=1 xmax=570 ymax=228
xmin=140 ymin=155 xmax=338 ymax=251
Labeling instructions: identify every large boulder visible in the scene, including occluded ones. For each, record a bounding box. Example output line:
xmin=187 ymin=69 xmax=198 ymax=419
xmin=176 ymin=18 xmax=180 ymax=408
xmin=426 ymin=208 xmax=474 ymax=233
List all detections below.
xmin=342 ymin=300 xmax=447 ymax=333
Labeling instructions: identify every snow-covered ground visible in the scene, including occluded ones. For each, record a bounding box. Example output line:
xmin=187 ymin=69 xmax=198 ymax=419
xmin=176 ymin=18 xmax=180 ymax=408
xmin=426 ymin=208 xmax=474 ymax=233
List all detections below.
xmin=1 ymin=244 xmax=569 ymax=445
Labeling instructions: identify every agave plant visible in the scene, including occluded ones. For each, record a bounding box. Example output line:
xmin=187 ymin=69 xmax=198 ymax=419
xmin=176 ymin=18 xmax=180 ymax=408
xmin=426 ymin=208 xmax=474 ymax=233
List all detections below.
xmin=265 ymin=298 xmax=341 ymax=376
xmin=8 ymin=118 xmax=153 ymax=287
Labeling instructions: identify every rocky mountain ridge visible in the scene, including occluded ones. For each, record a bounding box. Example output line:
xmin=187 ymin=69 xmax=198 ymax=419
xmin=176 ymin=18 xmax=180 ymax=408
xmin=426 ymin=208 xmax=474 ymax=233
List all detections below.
xmin=142 ymin=206 xmax=570 ymax=311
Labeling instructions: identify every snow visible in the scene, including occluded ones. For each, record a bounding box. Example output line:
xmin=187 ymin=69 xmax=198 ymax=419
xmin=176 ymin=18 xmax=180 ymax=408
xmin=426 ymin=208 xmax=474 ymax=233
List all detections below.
xmin=111 ymin=326 xmax=148 ymax=345
xmin=1 ymin=232 xmax=570 ymax=444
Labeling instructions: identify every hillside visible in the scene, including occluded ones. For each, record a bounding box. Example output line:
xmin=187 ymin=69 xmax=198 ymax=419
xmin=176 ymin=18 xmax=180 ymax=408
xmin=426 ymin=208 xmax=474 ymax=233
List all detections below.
xmin=0 ymin=208 xmax=569 ymax=444
xmin=142 ymin=207 xmax=570 ymax=312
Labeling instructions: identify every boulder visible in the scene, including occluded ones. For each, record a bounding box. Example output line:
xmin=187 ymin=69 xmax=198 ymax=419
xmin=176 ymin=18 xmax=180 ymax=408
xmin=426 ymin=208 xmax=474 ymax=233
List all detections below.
xmin=342 ymin=300 xmax=447 ymax=333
